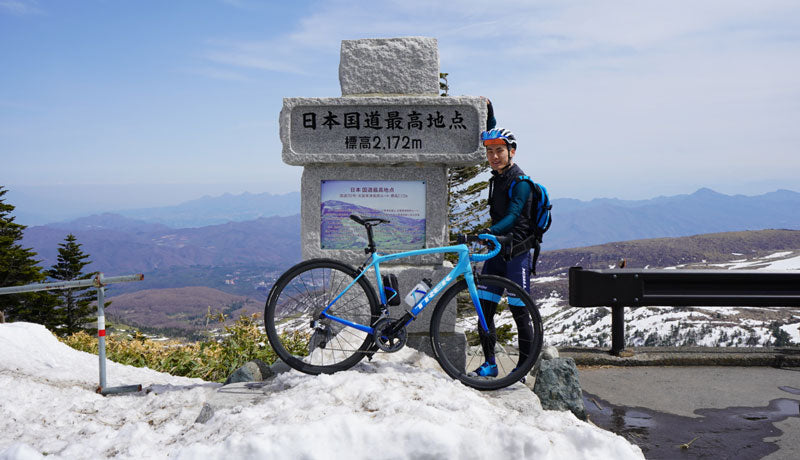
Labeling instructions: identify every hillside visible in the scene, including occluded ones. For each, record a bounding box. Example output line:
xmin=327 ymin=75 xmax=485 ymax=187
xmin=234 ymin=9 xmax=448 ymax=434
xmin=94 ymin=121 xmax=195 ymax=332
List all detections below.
xmin=107 ymin=286 xmax=262 ymax=336
xmin=102 ymin=229 xmax=800 ymax=345
xmin=537 ymin=229 xmax=800 ymax=275
xmin=23 ymin=214 xmax=301 ymax=274
xmin=531 ymin=229 xmax=800 ymax=349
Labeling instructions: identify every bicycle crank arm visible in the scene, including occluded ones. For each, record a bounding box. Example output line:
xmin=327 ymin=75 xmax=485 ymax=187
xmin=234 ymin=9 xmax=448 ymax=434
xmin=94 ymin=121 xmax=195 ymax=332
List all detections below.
xmin=388 ymin=312 xmax=414 ymax=334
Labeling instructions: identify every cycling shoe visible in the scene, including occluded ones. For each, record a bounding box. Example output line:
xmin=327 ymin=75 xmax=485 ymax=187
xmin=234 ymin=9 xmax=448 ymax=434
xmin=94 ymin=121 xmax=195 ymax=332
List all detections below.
xmin=467 ymin=362 xmax=498 ymax=377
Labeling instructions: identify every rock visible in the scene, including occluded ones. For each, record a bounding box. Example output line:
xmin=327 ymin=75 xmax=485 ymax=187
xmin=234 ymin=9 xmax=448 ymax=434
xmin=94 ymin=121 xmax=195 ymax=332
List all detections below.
xmin=339 ymin=37 xmax=440 ymax=96
xmin=542 ymin=345 xmax=559 ymax=360
xmin=533 ymin=357 xmax=587 ymax=421
xmin=194 ymin=403 xmax=214 ymax=424
xmin=224 ymin=359 xmax=275 ymax=385
xmin=269 ymin=359 xmax=292 ymax=375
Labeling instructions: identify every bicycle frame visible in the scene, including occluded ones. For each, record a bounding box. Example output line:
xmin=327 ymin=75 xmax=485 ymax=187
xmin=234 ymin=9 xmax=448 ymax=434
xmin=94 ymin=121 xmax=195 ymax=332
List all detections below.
xmin=319 ymin=236 xmax=500 ymax=337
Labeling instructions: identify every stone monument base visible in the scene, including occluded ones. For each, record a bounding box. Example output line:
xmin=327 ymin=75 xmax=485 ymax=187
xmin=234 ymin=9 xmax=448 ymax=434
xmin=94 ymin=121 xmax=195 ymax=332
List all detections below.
xmin=406 ymin=331 xmax=466 ymax=372
xmin=381 ymin=264 xmax=462 ymax=361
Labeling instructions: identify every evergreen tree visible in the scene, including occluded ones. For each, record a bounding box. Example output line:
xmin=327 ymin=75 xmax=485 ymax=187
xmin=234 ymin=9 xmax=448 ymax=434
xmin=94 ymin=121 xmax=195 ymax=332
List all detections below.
xmin=448 ymin=165 xmax=491 ymax=240
xmin=0 ymin=186 xmax=60 ymax=327
xmin=48 ymin=234 xmax=98 ymax=335
xmin=770 ymin=322 xmax=793 ymax=347
xmin=442 ymin=76 xmax=492 ymax=241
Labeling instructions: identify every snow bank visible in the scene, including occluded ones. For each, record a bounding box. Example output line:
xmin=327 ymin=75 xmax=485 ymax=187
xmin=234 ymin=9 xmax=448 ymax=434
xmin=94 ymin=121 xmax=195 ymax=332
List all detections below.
xmin=0 ymin=323 xmax=642 ymax=459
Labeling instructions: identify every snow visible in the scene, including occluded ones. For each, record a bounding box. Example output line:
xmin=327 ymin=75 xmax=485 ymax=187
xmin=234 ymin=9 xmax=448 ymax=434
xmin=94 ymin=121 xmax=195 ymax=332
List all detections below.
xmin=0 ymin=323 xmax=642 ymax=460
xmin=763 ymin=254 xmax=800 ymax=270
xmin=535 ymin=250 xmax=800 ymax=348
xmin=781 ymin=323 xmax=800 ymax=344
xmin=533 ymin=276 xmax=562 ymax=284
xmin=710 ymin=251 xmax=800 ymax=270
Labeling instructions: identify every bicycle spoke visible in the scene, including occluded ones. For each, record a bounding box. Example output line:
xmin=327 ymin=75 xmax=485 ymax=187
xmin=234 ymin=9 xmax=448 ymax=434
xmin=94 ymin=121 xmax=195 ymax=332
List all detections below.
xmin=430 ymin=275 xmax=543 ymax=390
xmin=265 ymin=259 xmax=378 ymax=374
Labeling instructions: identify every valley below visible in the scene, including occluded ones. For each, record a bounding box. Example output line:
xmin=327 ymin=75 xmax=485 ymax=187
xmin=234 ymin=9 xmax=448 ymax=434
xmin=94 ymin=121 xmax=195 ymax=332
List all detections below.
xmin=102 ymin=229 xmax=800 ymax=348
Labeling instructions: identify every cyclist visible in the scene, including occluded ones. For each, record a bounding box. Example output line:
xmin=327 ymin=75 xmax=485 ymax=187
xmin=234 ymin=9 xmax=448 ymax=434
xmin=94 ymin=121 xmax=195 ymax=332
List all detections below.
xmin=470 ymin=128 xmax=536 ymax=377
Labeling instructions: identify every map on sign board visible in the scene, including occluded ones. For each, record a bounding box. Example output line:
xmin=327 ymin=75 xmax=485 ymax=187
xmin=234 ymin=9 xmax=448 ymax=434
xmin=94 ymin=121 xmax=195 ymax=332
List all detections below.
xmin=320 ymin=180 xmax=426 ymax=250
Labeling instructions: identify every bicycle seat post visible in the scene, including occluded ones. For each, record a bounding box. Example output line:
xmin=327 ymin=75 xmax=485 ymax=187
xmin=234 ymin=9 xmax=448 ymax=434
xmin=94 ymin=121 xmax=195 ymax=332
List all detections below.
xmin=365 ymin=224 xmax=376 ymax=254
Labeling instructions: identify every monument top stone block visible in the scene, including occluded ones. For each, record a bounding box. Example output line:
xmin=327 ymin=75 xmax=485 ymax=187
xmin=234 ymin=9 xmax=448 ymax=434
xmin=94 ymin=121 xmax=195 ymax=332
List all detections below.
xmin=339 ymin=37 xmax=439 ymax=96
xmin=280 ymin=96 xmax=486 ymax=166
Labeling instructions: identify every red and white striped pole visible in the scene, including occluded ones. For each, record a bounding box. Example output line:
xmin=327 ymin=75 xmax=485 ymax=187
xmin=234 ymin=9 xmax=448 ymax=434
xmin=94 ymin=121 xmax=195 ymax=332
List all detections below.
xmin=93 ymin=273 xmax=143 ymax=395
xmin=94 ymin=273 xmax=108 ymax=391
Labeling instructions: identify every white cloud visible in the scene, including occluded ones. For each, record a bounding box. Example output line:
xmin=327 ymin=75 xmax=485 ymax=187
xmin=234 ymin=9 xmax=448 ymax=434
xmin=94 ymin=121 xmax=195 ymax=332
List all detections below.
xmin=212 ymin=0 xmax=796 ymax=199
xmin=0 ymin=0 xmax=41 ymax=15
xmin=200 ymin=38 xmax=312 ymax=76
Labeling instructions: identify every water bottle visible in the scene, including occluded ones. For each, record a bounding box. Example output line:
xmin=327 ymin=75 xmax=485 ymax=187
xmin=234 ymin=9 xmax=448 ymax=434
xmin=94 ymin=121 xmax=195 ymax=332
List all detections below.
xmin=404 ymin=278 xmax=432 ymax=307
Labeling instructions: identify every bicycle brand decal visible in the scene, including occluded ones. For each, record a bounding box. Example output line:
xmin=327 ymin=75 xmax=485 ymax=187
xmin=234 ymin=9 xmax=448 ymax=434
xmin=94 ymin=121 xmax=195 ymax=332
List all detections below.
xmin=420 ymin=273 xmax=453 ymax=306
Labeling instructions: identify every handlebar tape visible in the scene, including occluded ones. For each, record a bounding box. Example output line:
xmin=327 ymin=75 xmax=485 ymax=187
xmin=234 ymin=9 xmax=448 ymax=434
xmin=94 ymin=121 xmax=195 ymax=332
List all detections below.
xmin=469 ymin=234 xmax=507 ymax=262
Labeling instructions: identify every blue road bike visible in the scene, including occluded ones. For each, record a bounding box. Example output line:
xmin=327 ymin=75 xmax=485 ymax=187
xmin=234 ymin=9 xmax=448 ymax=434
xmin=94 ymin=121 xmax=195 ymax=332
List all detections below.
xmin=264 ymin=215 xmax=543 ymax=390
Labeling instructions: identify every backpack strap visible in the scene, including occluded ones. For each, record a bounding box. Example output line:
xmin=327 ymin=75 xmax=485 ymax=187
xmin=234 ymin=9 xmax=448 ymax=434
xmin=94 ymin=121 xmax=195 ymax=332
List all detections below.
xmin=508 ymin=176 xmax=550 ymax=274
xmin=507 ymin=175 xmax=532 ymax=198
xmin=509 ymin=176 xmax=547 ymax=238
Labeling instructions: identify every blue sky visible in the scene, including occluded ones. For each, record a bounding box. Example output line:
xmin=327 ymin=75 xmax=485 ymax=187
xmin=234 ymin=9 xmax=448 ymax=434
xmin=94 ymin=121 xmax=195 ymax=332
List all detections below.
xmin=2 ymin=0 xmax=799 ymax=223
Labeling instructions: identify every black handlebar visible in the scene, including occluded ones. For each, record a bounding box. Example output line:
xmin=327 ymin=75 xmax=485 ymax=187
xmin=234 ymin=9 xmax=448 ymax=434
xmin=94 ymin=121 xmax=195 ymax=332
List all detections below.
xmin=456 ymin=233 xmax=510 ymax=249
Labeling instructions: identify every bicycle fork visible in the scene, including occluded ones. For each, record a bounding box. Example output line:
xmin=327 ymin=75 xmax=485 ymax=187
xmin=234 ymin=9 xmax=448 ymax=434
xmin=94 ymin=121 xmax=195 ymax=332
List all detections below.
xmin=463 ymin=268 xmax=492 ymax=334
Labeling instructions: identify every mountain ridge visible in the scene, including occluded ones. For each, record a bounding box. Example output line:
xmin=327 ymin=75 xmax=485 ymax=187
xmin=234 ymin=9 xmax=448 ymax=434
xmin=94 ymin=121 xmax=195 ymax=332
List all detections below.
xmin=116 ymin=191 xmax=301 ymax=228
xmin=20 ymin=188 xmax=800 ymax=277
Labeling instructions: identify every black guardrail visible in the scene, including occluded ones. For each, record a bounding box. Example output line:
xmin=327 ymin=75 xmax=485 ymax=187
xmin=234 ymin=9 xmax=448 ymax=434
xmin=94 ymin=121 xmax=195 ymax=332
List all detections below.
xmin=568 ymin=267 xmax=800 ymax=355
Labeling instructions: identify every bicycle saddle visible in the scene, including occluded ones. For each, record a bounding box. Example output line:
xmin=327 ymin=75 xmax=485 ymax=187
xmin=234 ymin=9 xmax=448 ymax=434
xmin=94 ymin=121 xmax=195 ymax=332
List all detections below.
xmin=349 ymin=214 xmax=390 ymax=226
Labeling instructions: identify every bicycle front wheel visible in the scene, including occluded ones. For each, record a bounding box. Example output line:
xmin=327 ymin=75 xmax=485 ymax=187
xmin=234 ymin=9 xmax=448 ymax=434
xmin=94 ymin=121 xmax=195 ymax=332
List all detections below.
xmin=265 ymin=258 xmax=380 ymax=375
xmin=430 ymin=274 xmax=543 ymax=391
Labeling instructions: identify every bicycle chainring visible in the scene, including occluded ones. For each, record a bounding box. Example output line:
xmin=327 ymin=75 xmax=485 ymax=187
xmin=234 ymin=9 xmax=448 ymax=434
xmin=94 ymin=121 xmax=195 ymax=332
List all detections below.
xmin=371 ymin=317 xmax=407 ymax=352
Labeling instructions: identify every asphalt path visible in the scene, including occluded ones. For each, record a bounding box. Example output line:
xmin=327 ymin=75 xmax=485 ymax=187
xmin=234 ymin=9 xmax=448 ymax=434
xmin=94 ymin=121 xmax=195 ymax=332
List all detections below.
xmin=578 ymin=366 xmax=800 ymax=459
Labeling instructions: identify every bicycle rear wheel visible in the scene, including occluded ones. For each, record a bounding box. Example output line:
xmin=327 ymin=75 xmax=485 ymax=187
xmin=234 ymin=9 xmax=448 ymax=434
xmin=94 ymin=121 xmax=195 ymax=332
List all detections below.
xmin=430 ymin=274 xmax=543 ymax=391
xmin=265 ymin=258 xmax=380 ymax=374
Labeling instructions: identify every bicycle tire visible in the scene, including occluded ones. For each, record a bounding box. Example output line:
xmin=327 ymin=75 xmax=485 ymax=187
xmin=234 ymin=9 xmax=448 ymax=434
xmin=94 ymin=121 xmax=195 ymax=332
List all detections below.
xmin=430 ymin=274 xmax=543 ymax=390
xmin=264 ymin=258 xmax=380 ymax=374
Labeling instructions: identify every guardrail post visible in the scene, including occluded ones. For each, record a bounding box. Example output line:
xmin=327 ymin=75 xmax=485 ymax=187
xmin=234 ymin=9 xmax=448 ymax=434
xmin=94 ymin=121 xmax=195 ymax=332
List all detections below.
xmin=95 ymin=275 xmax=108 ymax=390
xmin=610 ymin=305 xmax=625 ymax=356
xmin=569 ymin=266 xmax=800 ymax=357
xmin=0 ymin=273 xmax=144 ymax=395
xmin=93 ymin=274 xmax=143 ymax=396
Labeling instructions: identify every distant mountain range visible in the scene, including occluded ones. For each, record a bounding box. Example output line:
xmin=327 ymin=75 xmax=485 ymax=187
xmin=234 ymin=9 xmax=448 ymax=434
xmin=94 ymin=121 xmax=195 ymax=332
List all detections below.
xmin=109 ymin=187 xmax=800 ymax=251
xmin=117 ymin=191 xmax=300 ymax=228
xmin=23 ymin=213 xmax=300 ymax=274
xmin=20 ymin=187 xmax=800 ymax=277
xmin=545 ymin=188 xmax=800 ymax=250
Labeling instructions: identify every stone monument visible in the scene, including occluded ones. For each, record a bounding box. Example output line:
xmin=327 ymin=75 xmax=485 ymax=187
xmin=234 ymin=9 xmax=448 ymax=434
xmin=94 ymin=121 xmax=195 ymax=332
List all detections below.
xmin=279 ymin=37 xmax=486 ymax=354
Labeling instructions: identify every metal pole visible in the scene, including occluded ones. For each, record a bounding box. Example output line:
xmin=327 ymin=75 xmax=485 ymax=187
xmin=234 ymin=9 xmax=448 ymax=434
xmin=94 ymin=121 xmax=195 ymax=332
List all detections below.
xmin=97 ymin=279 xmax=107 ymax=391
xmin=611 ymin=305 xmax=625 ymax=356
xmin=93 ymin=274 xmax=143 ymax=395
xmin=0 ymin=274 xmax=143 ymax=295
xmin=0 ymin=273 xmax=144 ymax=395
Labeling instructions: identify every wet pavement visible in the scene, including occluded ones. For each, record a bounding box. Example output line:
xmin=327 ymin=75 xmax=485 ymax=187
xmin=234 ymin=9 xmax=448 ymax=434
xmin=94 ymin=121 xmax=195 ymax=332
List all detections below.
xmin=578 ymin=366 xmax=800 ymax=459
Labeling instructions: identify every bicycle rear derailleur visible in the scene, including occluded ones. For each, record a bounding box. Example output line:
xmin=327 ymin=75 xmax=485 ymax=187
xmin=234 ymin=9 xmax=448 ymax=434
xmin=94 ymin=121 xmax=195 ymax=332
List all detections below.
xmin=371 ymin=317 xmax=408 ymax=352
